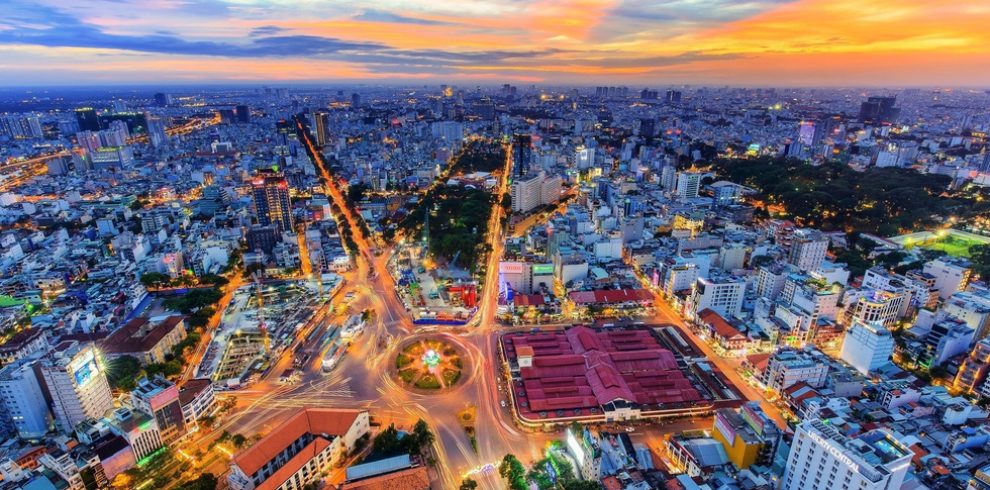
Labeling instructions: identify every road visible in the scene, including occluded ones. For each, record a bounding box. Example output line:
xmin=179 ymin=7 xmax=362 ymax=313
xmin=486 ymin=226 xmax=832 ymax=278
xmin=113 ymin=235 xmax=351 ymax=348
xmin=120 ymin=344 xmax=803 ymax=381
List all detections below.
xmin=192 ymin=124 xmax=776 ymax=490
xmin=641 ymin=288 xmax=790 ymax=429
xmin=191 ymin=125 xmax=536 ymax=489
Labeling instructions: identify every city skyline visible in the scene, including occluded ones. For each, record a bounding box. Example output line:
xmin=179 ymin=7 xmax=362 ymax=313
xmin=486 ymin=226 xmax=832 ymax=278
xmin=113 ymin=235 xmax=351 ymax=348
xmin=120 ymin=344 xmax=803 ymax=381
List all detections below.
xmin=2 ymin=0 xmax=989 ymax=87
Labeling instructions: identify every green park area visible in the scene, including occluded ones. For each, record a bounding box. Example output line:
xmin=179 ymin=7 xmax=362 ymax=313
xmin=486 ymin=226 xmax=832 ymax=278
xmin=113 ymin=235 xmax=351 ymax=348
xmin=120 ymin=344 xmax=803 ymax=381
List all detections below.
xmin=892 ymin=229 xmax=990 ymax=258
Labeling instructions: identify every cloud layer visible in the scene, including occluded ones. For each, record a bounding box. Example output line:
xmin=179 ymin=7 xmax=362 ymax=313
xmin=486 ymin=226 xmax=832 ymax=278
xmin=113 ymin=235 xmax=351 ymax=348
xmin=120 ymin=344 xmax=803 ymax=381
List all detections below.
xmin=0 ymin=0 xmax=987 ymax=85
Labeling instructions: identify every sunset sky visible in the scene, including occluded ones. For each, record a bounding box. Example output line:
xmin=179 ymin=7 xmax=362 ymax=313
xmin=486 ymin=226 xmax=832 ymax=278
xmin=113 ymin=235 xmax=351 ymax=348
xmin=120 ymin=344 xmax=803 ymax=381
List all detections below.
xmin=1 ymin=0 xmax=988 ymax=86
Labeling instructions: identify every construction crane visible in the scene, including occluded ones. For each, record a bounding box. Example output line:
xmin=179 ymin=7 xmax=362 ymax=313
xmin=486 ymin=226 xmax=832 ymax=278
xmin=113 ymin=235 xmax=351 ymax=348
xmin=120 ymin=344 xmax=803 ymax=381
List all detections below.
xmin=252 ymin=271 xmax=270 ymax=353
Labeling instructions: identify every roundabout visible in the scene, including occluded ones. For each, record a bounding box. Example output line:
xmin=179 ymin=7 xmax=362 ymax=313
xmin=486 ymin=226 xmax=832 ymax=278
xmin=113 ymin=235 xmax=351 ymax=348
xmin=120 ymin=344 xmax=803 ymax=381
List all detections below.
xmin=393 ymin=334 xmax=467 ymax=391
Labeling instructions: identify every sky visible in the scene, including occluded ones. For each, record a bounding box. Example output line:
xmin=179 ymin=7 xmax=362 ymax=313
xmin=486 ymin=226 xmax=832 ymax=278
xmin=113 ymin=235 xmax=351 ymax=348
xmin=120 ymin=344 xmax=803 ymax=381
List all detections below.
xmin=0 ymin=0 xmax=988 ymax=87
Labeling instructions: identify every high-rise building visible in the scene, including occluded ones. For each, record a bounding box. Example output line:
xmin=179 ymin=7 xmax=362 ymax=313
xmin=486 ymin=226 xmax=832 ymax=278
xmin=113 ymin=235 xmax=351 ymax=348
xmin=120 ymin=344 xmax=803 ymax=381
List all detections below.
xmin=665 ymin=89 xmax=682 ymax=103
xmin=953 ymin=338 xmax=990 ymax=396
xmin=840 ymin=320 xmax=895 ymax=375
xmin=75 ymin=107 xmax=100 ymax=131
xmin=313 ymin=111 xmax=330 ymax=147
xmin=788 ymin=228 xmax=828 ymax=272
xmin=513 ymin=134 xmax=532 ymax=178
xmin=760 ymin=349 xmax=829 ymax=392
xmin=38 ymin=341 xmax=114 ymax=434
xmin=510 ymin=172 xmax=561 ymax=214
xmin=130 ymin=377 xmax=186 ymax=445
xmin=674 ymin=171 xmax=702 ymax=200
xmin=235 ymin=105 xmax=251 ymax=124
xmin=351 ymin=93 xmax=361 ymax=108
xmin=75 ymin=130 xmax=102 ymax=154
xmin=0 ymin=358 xmax=52 ymax=439
xmin=639 ymin=118 xmax=656 ymax=138
xmin=858 ymin=96 xmax=900 ymax=124
xmin=146 ymin=113 xmax=167 ymax=148
xmin=153 ymin=92 xmax=172 ymax=107
xmin=782 ymin=420 xmax=911 ymax=490
xmin=692 ymin=272 xmax=746 ymax=318
xmin=252 ymin=170 xmax=293 ymax=233
xmin=923 ymin=257 xmax=972 ymax=300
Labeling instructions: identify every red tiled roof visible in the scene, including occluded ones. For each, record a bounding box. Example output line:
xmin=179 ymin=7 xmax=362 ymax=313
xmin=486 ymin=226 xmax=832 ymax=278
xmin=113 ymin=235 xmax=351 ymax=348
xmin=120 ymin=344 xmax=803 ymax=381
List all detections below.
xmin=513 ymin=294 xmax=545 ymax=307
xmin=100 ymin=315 xmax=185 ymax=355
xmin=698 ymin=309 xmax=745 ymax=340
xmin=568 ymin=289 xmax=653 ymax=305
xmin=340 ymin=466 xmax=430 ymax=490
xmin=507 ymin=326 xmax=703 ymax=416
xmin=178 ymin=378 xmax=212 ymax=406
xmin=233 ymin=408 xmax=363 ymax=477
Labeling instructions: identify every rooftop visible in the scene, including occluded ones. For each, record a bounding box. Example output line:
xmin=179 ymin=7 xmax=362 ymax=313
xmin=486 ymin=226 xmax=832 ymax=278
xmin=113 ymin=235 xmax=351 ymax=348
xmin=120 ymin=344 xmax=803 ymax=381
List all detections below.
xmin=233 ymin=408 xmax=364 ymax=477
xmin=100 ymin=315 xmax=185 ymax=355
xmin=503 ymin=326 xmax=705 ymax=419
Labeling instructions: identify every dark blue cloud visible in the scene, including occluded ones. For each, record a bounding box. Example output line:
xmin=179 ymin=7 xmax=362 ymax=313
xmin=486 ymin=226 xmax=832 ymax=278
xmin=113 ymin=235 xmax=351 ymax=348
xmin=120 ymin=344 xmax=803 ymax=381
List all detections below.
xmin=249 ymin=25 xmax=286 ymax=37
xmin=353 ymin=9 xmax=460 ymax=26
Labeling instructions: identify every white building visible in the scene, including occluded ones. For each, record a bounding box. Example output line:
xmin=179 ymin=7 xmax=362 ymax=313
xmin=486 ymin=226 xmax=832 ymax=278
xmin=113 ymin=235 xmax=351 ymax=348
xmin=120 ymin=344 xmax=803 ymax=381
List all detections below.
xmin=228 ymin=408 xmax=370 ymax=490
xmin=510 ymin=172 xmax=561 ymax=214
xmin=782 ymin=420 xmax=911 ymax=490
xmin=674 ymin=171 xmax=702 ymax=200
xmin=0 ymin=359 xmax=52 ymax=439
xmin=788 ymin=229 xmax=828 ymax=272
xmin=839 ymin=320 xmax=895 ymax=375
xmin=660 ymin=259 xmax=699 ymax=298
xmin=692 ymin=273 xmax=746 ymax=318
xmin=924 ymin=257 xmax=972 ymax=300
xmin=39 ymin=341 xmax=114 ymax=434
xmin=761 ymin=349 xmax=828 ymax=393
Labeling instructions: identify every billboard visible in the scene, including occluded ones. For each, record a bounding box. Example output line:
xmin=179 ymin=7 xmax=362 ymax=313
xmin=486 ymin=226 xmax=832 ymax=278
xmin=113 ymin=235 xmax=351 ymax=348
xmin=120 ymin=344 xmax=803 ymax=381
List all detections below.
xmin=532 ymin=264 xmax=554 ymax=275
xmin=70 ymin=350 xmax=99 ymax=387
xmin=714 ymin=411 xmax=737 ymax=444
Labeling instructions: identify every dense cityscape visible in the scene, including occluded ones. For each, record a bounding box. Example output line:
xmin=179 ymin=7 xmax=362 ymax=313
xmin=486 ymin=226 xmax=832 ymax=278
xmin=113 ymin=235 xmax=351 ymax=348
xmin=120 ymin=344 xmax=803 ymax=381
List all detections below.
xmin=2 ymin=1 xmax=990 ymax=490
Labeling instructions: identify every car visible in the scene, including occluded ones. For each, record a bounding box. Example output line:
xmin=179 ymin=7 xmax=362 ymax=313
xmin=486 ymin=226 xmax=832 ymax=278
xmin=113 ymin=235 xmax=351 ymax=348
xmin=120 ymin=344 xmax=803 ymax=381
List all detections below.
xmin=500 ymin=400 xmax=507 ymax=408
xmin=624 ymin=427 xmax=636 ymax=432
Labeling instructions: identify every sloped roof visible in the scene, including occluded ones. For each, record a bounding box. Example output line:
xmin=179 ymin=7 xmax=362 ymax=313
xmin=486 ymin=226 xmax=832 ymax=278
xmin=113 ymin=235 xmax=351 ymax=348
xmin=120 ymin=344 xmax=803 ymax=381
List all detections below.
xmin=234 ymin=408 xmax=363 ymax=477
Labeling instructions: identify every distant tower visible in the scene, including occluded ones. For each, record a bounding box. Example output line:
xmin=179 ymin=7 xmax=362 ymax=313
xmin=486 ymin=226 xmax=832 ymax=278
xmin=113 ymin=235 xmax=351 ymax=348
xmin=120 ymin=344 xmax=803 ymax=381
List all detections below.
xmin=75 ymin=107 xmax=100 ymax=131
xmin=235 ymin=105 xmax=251 ymax=124
xmin=314 ymin=111 xmax=330 ymax=147
xmin=513 ymin=134 xmax=532 ymax=178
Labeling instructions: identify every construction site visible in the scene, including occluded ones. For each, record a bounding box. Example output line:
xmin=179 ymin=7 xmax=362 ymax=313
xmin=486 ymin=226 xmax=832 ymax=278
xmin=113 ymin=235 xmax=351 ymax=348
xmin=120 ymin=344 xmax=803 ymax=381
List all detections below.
xmin=194 ymin=276 xmax=341 ymax=388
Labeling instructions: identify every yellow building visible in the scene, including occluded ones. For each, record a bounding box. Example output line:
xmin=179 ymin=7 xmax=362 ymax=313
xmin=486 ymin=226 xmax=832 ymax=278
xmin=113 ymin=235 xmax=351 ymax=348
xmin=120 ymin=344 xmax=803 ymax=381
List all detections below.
xmin=711 ymin=405 xmax=779 ymax=469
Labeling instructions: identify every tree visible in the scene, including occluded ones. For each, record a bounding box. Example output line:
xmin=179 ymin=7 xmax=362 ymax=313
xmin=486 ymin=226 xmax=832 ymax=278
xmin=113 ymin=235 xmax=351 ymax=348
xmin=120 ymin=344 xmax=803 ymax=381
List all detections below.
xmin=499 ymin=454 xmax=527 ymax=490
xmin=140 ymin=272 xmax=172 ymax=287
xmin=181 ymin=473 xmax=218 ymax=490
xmin=459 ymin=478 xmax=479 ymax=490
xmin=231 ymin=434 xmax=248 ymax=448
xmin=105 ymin=356 xmax=142 ymax=392
xmin=411 ymin=419 xmax=435 ymax=453
xmin=563 ymin=480 xmax=604 ymax=490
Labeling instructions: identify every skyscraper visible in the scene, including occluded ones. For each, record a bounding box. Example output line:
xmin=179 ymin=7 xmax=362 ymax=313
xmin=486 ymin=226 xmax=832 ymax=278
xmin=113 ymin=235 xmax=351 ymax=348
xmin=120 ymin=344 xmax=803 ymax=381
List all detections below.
xmin=252 ymin=169 xmax=293 ymax=233
xmin=38 ymin=341 xmax=114 ymax=434
xmin=513 ymin=134 xmax=532 ymax=178
xmin=351 ymin=93 xmax=361 ymax=108
xmin=313 ymin=111 xmax=330 ymax=147
xmin=235 ymin=105 xmax=251 ymax=124
xmin=665 ymin=89 xmax=682 ymax=103
xmin=153 ymin=92 xmax=172 ymax=107
xmin=75 ymin=107 xmax=100 ymax=131
xmin=858 ymin=96 xmax=900 ymax=124
xmin=146 ymin=113 xmax=167 ymax=148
